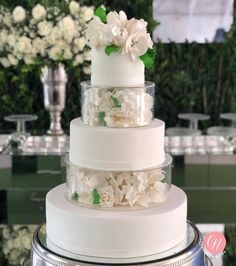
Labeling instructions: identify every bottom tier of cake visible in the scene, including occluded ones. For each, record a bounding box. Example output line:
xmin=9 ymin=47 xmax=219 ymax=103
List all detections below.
xmin=46 ymin=184 xmax=187 ymax=259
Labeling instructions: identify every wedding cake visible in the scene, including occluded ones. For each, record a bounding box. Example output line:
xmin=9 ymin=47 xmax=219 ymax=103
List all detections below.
xmin=46 ymin=7 xmax=187 ymax=259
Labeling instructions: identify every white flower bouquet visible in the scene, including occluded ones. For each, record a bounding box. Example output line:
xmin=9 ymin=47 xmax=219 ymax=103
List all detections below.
xmin=2 ymin=225 xmax=37 ymax=265
xmin=86 ymin=6 xmax=155 ymax=68
xmin=0 ymin=1 xmax=93 ymax=73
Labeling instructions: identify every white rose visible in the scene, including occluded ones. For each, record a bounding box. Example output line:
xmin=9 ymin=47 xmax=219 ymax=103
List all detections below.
xmin=8 ymin=54 xmax=18 ymax=66
xmin=74 ymin=37 xmax=86 ymax=51
xmin=24 ymin=54 xmax=35 ymax=64
xmin=7 ymin=34 xmax=16 ymax=46
xmin=86 ymin=16 xmax=113 ymax=47
xmin=83 ymin=50 xmax=91 ymax=61
xmin=16 ymin=36 xmax=32 ymax=54
xmin=83 ymin=66 xmax=91 ymax=75
xmin=48 ymin=46 xmax=62 ymax=60
xmin=124 ymin=33 xmax=151 ymax=60
xmin=63 ymin=48 xmax=73 ymax=60
xmin=32 ymin=38 xmax=45 ymax=54
xmin=69 ymin=1 xmax=80 ymax=15
xmin=75 ymin=54 xmax=83 ymax=64
xmin=3 ymin=14 xmax=12 ymax=27
xmin=12 ymin=6 xmax=26 ymax=23
xmin=80 ymin=6 xmax=93 ymax=22
xmin=0 ymin=57 xmax=11 ymax=68
xmin=38 ymin=21 xmax=53 ymax=36
xmin=98 ymin=185 xmax=115 ymax=207
xmin=59 ymin=16 xmax=76 ymax=41
xmin=32 ymin=4 xmax=46 ymax=21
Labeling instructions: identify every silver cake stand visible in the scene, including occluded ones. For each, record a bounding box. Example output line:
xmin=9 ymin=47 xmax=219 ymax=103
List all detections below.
xmin=25 ymin=221 xmax=212 ymax=266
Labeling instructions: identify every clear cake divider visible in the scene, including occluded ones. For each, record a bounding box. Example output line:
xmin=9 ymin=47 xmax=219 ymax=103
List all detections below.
xmin=81 ymin=81 xmax=155 ymax=128
xmin=66 ymin=154 xmax=172 ymax=209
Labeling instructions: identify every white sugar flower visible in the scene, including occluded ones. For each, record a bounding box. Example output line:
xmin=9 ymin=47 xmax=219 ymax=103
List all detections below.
xmin=80 ymin=6 xmax=93 ymax=22
xmin=12 ymin=6 xmax=26 ymax=23
xmin=126 ymin=18 xmax=148 ymax=34
xmin=32 ymin=4 xmax=46 ymax=21
xmin=69 ymin=1 xmax=80 ymax=15
xmin=16 ymin=36 xmax=32 ymax=54
xmin=105 ymin=109 xmax=135 ymax=127
xmin=0 ymin=58 xmax=10 ymax=68
xmin=8 ymin=54 xmax=18 ymax=66
xmin=111 ymin=25 xmax=128 ymax=46
xmin=38 ymin=21 xmax=53 ymax=36
xmin=86 ymin=16 xmax=113 ymax=47
xmin=124 ymin=32 xmax=152 ymax=60
xmin=107 ymin=11 xmax=127 ymax=28
xmin=97 ymin=185 xmax=115 ymax=207
xmin=133 ymin=172 xmax=148 ymax=192
xmin=137 ymin=192 xmax=151 ymax=207
xmin=147 ymin=182 xmax=167 ymax=203
xmin=124 ymin=185 xmax=139 ymax=206
xmin=148 ymin=169 xmax=165 ymax=184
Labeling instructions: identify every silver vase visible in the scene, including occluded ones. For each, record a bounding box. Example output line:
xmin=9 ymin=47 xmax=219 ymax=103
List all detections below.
xmin=41 ymin=64 xmax=67 ymax=135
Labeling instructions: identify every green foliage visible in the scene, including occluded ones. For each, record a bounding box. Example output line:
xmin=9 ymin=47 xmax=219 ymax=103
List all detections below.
xmin=140 ymin=48 xmax=155 ymax=69
xmin=94 ymin=5 xmax=107 ymax=23
xmin=105 ymin=45 xmax=120 ymax=56
xmin=92 ymin=189 xmax=100 ymax=205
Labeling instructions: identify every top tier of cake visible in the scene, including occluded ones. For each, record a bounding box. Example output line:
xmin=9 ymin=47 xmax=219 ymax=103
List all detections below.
xmin=91 ymin=47 xmax=144 ymax=87
xmin=86 ymin=9 xmax=155 ymax=87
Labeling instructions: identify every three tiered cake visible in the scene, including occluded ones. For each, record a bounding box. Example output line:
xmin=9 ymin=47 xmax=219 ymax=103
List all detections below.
xmin=46 ymin=7 xmax=187 ymax=259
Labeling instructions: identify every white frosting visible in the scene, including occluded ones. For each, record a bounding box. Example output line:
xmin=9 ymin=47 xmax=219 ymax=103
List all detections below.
xmin=69 ymin=118 xmax=165 ymax=171
xmin=91 ymin=47 xmax=145 ymax=87
xmin=46 ymin=184 xmax=187 ymax=258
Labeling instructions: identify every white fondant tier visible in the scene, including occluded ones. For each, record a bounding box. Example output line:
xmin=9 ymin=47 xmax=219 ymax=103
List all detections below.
xmin=46 ymin=184 xmax=187 ymax=258
xmin=69 ymin=118 xmax=165 ymax=171
xmin=91 ymin=47 xmax=145 ymax=87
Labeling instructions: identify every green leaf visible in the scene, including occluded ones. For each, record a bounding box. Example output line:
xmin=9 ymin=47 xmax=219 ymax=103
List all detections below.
xmin=94 ymin=6 xmax=107 ymax=23
xmin=71 ymin=192 xmax=78 ymax=201
xmin=111 ymin=95 xmax=121 ymax=108
xmin=140 ymin=48 xmax=155 ymax=69
xmin=98 ymin=111 xmax=106 ymax=125
xmin=105 ymin=45 xmax=120 ymax=56
xmin=93 ymin=189 xmax=100 ymax=205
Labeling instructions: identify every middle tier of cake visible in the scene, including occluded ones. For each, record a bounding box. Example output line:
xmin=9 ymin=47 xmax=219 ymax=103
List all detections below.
xmin=70 ymin=118 xmax=165 ymax=171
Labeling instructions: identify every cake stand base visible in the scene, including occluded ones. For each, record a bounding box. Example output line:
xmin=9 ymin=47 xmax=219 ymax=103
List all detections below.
xmin=27 ymin=221 xmax=213 ymax=266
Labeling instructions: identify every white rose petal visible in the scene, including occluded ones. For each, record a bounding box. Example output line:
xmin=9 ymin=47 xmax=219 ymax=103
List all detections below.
xmin=32 ymin=4 xmax=46 ymax=21
xmin=107 ymin=11 xmax=127 ymax=28
xmin=124 ymin=33 xmax=150 ymax=60
xmin=98 ymin=185 xmax=115 ymax=208
xmin=12 ymin=6 xmax=26 ymax=23
xmin=126 ymin=18 xmax=148 ymax=34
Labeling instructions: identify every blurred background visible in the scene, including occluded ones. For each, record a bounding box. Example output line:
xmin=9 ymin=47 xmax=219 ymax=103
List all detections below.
xmin=0 ymin=0 xmax=236 ymax=265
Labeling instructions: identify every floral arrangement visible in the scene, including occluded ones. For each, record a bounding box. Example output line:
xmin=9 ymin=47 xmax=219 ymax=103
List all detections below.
xmin=2 ymin=225 xmax=36 ymax=265
xmin=82 ymin=86 xmax=154 ymax=127
xmin=0 ymin=1 xmax=93 ymax=73
xmin=67 ymin=164 xmax=169 ymax=208
xmin=86 ymin=6 xmax=155 ymax=68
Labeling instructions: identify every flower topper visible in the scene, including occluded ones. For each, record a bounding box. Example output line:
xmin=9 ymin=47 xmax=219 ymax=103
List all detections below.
xmin=86 ymin=6 xmax=155 ymax=69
